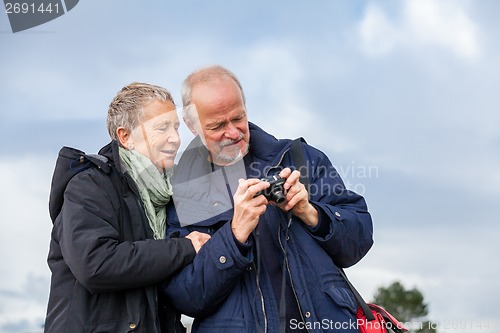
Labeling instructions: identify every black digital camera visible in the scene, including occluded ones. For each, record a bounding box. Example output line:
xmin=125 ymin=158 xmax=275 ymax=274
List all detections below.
xmin=255 ymin=174 xmax=287 ymax=204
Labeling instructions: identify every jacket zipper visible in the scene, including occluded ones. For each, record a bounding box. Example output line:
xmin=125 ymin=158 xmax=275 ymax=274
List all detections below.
xmin=274 ymin=144 xmax=310 ymax=331
xmin=264 ymin=147 xmax=291 ymax=177
xmin=278 ymin=225 xmax=310 ymax=333
xmin=124 ymin=171 xmax=160 ymax=331
xmin=235 ymin=145 xmax=293 ymax=332
xmin=262 ymin=145 xmax=297 ymax=333
xmin=254 ymin=262 xmax=268 ymax=332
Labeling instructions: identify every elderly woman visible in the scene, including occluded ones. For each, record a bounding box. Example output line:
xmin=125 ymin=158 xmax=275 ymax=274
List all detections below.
xmin=44 ymin=82 xmax=210 ymax=333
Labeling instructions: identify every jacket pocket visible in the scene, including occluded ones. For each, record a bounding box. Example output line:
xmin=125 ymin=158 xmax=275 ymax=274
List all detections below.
xmin=323 ymin=286 xmax=358 ymax=315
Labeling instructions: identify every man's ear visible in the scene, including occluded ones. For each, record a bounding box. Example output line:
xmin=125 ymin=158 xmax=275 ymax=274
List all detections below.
xmin=183 ymin=116 xmax=200 ymax=136
xmin=116 ymin=127 xmax=133 ymax=149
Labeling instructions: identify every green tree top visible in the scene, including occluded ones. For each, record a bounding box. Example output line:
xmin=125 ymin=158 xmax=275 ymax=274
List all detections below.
xmin=372 ymin=281 xmax=436 ymax=333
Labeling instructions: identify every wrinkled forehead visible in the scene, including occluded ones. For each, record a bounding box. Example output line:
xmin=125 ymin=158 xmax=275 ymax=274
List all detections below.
xmin=191 ymin=78 xmax=244 ymax=108
xmin=190 ymin=88 xmax=245 ymax=125
xmin=136 ymin=106 xmax=180 ymax=130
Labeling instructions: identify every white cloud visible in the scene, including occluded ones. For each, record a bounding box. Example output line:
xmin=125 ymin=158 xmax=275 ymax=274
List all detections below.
xmin=0 ymin=156 xmax=53 ymax=331
xmin=405 ymin=0 xmax=480 ymax=59
xmin=359 ymin=0 xmax=481 ymax=60
xmin=358 ymin=5 xmax=399 ymax=56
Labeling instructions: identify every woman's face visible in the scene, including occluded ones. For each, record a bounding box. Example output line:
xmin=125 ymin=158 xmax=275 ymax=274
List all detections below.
xmin=130 ymin=99 xmax=180 ymax=171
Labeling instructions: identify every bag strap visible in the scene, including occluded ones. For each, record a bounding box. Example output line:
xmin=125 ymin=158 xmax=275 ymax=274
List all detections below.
xmin=289 ymin=138 xmax=376 ymax=322
xmin=338 ymin=269 xmax=375 ymax=321
xmin=290 ymin=138 xmax=309 ymax=196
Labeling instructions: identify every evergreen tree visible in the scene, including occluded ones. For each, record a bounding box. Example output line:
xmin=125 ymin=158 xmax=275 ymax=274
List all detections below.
xmin=372 ymin=281 xmax=437 ymax=333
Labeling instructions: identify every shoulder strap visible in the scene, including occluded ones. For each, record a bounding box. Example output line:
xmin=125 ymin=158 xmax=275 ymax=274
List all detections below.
xmin=290 ymin=138 xmax=309 ymax=197
xmin=338 ymin=269 xmax=375 ymax=321
xmin=288 ymin=138 xmax=376 ymax=321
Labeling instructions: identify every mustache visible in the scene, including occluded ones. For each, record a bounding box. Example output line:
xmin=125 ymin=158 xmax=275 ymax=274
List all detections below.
xmin=219 ymin=134 xmax=245 ymax=148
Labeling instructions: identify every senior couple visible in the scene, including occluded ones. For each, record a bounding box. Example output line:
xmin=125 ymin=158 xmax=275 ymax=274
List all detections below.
xmin=44 ymin=65 xmax=373 ymax=333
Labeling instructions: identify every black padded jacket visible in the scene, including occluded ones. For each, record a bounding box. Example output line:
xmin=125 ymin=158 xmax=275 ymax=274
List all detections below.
xmin=44 ymin=140 xmax=195 ymax=333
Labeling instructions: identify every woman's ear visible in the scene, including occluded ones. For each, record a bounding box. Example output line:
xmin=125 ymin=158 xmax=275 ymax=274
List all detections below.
xmin=116 ymin=127 xmax=133 ymax=149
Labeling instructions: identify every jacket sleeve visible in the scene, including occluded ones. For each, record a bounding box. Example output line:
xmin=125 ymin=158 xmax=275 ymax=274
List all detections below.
xmin=162 ymin=222 xmax=253 ymax=318
xmin=56 ymin=169 xmax=196 ymax=294
xmin=298 ymin=143 xmax=374 ymax=268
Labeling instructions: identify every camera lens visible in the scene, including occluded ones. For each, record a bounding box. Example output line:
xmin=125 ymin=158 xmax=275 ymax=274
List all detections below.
xmin=270 ymin=189 xmax=286 ymax=204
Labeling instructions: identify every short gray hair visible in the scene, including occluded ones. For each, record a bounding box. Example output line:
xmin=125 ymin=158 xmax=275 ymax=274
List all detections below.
xmin=181 ymin=65 xmax=246 ymax=122
xmin=107 ymin=82 xmax=175 ymax=140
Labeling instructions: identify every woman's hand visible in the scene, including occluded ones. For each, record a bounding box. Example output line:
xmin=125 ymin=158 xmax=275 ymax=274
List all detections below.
xmin=186 ymin=231 xmax=211 ymax=253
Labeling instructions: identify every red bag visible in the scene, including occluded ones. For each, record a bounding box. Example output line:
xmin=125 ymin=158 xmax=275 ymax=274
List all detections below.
xmin=357 ymin=303 xmax=408 ymax=333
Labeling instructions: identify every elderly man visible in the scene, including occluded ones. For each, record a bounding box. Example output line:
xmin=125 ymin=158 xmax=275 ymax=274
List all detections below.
xmin=163 ymin=65 xmax=373 ymax=333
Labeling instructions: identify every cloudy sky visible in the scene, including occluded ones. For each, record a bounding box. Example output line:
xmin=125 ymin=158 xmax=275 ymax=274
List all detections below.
xmin=1 ymin=0 xmax=499 ymax=332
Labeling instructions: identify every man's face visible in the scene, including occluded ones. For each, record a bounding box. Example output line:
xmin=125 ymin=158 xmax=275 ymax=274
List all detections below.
xmin=189 ymin=79 xmax=250 ymax=166
xmin=130 ymin=99 xmax=181 ymax=171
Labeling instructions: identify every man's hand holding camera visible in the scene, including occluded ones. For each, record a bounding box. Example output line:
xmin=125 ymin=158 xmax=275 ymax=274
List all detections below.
xmin=231 ymin=168 xmax=319 ymax=243
xmin=232 ymin=179 xmax=270 ymax=243
xmin=278 ymin=167 xmax=319 ymax=228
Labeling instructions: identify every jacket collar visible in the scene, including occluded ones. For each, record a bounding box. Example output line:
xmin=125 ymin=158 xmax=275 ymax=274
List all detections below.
xmin=98 ymin=140 xmax=126 ymax=175
xmin=247 ymin=122 xmax=292 ymax=167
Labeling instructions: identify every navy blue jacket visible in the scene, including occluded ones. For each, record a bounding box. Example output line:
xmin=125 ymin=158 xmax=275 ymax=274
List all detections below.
xmin=163 ymin=123 xmax=373 ymax=332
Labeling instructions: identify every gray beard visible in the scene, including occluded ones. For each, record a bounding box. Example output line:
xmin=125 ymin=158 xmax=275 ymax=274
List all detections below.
xmin=213 ymin=143 xmax=249 ymax=165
